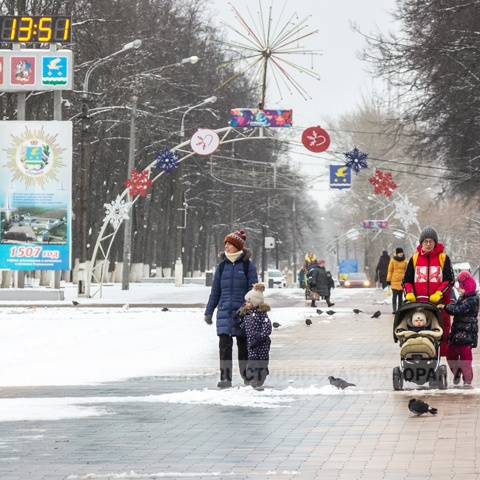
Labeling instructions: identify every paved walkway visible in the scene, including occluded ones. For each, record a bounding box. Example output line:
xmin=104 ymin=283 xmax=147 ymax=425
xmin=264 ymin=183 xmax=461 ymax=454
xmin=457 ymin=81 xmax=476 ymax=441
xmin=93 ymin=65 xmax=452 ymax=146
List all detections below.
xmin=1 ymin=289 xmax=479 ymax=479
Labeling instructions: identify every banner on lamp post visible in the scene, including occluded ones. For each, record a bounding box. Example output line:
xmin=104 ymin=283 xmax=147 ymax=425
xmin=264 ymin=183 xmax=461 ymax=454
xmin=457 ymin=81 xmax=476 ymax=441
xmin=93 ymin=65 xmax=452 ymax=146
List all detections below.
xmin=0 ymin=121 xmax=72 ymax=270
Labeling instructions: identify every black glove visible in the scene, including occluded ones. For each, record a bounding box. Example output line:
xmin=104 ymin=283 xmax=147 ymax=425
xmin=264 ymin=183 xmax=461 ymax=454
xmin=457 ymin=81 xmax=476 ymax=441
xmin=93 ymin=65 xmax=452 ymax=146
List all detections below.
xmin=386 ymin=281 xmax=391 ymax=286
xmin=204 ymin=315 xmax=213 ymax=325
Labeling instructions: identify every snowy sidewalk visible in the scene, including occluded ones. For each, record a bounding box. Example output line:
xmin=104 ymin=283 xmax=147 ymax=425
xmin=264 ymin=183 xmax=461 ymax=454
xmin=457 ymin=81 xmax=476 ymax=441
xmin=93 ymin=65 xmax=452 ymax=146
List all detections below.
xmin=1 ymin=286 xmax=480 ymax=479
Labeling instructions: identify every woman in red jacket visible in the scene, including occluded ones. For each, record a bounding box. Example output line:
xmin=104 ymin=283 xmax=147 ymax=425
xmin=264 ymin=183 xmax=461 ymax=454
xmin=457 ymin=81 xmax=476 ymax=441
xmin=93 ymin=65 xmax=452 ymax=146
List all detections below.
xmin=402 ymin=226 xmax=455 ymax=356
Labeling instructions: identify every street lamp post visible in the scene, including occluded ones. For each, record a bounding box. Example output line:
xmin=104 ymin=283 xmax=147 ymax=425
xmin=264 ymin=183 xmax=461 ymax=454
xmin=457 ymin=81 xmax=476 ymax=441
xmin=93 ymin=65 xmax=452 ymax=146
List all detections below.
xmin=121 ymin=56 xmax=201 ymax=290
xmin=174 ymin=96 xmax=217 ymax=286
xmin=78 ymin=39 xmax=142 ymax=296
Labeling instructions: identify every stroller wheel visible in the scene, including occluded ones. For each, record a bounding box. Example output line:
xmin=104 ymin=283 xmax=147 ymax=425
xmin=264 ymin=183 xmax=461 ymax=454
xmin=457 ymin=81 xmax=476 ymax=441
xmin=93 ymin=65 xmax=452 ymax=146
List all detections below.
xmin=438 ymin=365 xmax=447 ymax=390
xmin=393 ymin=366 xmax=403 ymax=391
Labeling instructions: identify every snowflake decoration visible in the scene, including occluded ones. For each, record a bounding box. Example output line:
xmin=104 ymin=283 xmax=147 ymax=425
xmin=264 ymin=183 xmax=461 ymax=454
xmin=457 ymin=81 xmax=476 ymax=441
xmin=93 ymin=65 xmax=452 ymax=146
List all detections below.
xmin=343 ymin=146 xmax=369 ymax=174
xmin=155 ymin=148 xmax=179 ymax=174
xmin=393 ymin=195 xmax=420 ymax=230
xmin=368 ymin=169 xmax=398 ymax=197
xmin=124 ymin=169 xmax=153 ymax=197
xmin=104 ymin=195 xmax=131 ymax=230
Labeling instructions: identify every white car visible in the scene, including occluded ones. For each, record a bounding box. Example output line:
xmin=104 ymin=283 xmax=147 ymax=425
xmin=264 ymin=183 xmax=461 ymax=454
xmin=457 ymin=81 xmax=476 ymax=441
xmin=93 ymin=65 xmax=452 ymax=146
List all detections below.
xmin=268 ymin=269 xmax=287 ymax=288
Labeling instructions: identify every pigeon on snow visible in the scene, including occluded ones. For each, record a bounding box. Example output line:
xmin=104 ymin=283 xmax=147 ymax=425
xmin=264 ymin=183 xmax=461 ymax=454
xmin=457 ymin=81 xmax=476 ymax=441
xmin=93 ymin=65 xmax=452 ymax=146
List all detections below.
xmin=326 ymin=310 xmax=336 ymax=316
xmin=371 ymin=310 xmax=381 ymax=318
xmin=72 ymin=300 xmax=79 ymax=306
xmin=353 ymin=309 xmax=362 ymax=314
xmin=305 ymin=319 xmax=312 ymax=326
xmin=272 ymin=322 xmax=281 ymax=329
xmin=316 ymin=309 xmax=323 ymax=315
xmin=408 ymin=398 xmax=437 ymax=415
xmin=328 ymin=376 xmax=356 ymax=389
xmin=161 ymin=307 xmax=170 ymax=312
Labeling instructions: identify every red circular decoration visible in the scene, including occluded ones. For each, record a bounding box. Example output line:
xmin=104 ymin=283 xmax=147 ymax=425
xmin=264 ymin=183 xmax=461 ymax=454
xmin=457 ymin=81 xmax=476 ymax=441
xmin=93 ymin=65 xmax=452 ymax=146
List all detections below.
xmin=301 ymin=126 xmax=331 ymax=153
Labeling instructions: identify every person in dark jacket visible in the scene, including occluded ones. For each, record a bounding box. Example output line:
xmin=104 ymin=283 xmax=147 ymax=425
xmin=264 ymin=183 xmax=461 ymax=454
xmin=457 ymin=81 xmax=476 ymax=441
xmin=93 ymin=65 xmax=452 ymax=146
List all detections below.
xmin=440 ymin=270 xmax=479 ymax=387
xmin=375 ymin=250 xmax=391 ymax=289
xmin=204 ymin=229 xmax=259 ymax=389
xmin=326 ymin=270 xmax=335 ymax=300
xmin=307 ymin=259 xmax=334 ymax=308
xmin=238 ymin=283 xmax=272 ymax=390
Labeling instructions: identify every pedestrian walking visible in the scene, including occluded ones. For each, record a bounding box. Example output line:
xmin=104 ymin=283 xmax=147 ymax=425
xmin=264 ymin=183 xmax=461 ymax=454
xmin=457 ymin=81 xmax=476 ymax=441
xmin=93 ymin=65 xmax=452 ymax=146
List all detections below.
xmin=238 ymin=283 xmax=272 ymax=389
xmin=402 ymin=225 xmax=455 ymax=356
xmin=375 ymin=250 xmax=391 ymax=289
xmin=307 ymin=258 xmax=334 ymax=308
xmin=387 ymin=247 xmax=408 ymax=314
xmin=204 ymin=229 xmax=259 ymax=388
xmin=440 ymin=270 xmax=479 ymax=387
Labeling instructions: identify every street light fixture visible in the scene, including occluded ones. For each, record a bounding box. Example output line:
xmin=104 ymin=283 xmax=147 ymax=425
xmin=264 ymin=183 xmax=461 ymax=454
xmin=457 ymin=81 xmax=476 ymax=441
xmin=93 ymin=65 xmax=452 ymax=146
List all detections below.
xmin=78 ymin=39 xmax=142 ymax=296
xmin=173 ymin=95 xmax=218 ymax=286
xmin=121 ymin=56 xmax=201 ymax=290
xmin=179 ymin=96 xmax=217 ymax=139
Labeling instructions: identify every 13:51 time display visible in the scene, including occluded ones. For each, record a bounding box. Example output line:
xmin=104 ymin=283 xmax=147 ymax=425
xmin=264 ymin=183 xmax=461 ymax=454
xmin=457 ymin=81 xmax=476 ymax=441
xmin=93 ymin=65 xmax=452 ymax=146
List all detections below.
xmin=0 ymin=15 xmax=71 ymax=43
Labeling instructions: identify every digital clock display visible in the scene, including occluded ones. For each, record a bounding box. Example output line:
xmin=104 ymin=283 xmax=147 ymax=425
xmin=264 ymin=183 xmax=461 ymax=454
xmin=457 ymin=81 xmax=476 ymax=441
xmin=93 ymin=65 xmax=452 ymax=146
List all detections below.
xmin=0 ymin=15 xmax=71 ymax=44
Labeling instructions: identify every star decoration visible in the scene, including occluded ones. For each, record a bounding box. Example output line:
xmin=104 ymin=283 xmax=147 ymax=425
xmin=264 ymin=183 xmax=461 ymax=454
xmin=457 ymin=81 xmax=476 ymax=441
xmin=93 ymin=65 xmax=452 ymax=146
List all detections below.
xmin=393 ymin=195 xmax=420 ymax=230
xmin=368 ymin=169 xmax=398 ymax=197
xmin=124 ymin=169 xmax=153 ymax=197
xmin=343 ymin=147 xmax=369 ymax=173
xmin=155 ymin=148 xmax=179 ymax=173
xmin=104 ymin=195 xmax=131 ymax=230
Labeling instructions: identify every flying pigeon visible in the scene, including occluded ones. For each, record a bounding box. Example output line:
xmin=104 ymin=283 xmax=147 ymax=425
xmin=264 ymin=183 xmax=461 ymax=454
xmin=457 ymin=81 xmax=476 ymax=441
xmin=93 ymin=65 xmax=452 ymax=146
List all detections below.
xmin=305 ymin=318 xmax=312 ymax=326
xmin=72 ymin=300 xmax=79 ymax=306
xmin=161 ymin=307 xmax=170 ymax=312
xmin=371 ymin=310 xmax=381 ymax=318
xmin=408 ymin=398 xmax=437 ymax=415
xmin=328 ymin=376 xmax=356 ymax=389
xmin=316 ymin=309 xmax=323 ymax=315
xmin=353 ymin=309 xmax=362 ymax=314
xmin=272 ymin=322 xmax=281 ymax=329
xmin=326 ymin=310 xmax=336 ymax=316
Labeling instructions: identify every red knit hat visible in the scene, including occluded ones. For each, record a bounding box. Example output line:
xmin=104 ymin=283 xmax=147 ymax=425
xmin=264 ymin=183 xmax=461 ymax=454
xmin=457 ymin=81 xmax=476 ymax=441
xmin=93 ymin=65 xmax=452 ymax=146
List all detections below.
xmin=224 ymin=230 xmax=246 ymax=251
xmin=317 ymin=258 xmax=326 ymax=265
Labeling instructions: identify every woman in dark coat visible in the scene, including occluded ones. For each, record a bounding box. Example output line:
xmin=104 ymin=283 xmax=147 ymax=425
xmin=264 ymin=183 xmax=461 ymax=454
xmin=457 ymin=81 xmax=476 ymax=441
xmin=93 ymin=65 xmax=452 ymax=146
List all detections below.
xmin=375 ymin=250 xmax=391 ymax=289
xmin=204 ymin=230 xmax=258 ymax=388
xmin=307 ymin=259 xmax=334 ymax=308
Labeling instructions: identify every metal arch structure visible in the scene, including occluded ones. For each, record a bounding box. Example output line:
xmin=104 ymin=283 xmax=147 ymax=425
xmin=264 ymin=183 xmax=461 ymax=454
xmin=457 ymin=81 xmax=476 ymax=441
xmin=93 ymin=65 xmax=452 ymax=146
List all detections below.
xmin=85 ymin=125 xmax=300 ymax=298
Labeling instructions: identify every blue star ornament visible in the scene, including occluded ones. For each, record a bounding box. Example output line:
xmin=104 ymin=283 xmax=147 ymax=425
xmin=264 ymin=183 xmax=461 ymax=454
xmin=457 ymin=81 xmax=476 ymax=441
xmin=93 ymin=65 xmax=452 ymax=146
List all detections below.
xmin=155 ymin=148 xmax=179 ymax=173
xmin=343 ymin=147 xmax=369 ymax=174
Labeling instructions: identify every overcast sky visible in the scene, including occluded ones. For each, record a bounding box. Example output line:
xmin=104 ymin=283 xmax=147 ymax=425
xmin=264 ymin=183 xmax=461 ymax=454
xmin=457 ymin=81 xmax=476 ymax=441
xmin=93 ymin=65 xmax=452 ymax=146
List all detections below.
xmin=206 ymin=0 xmax=399 ymax=202
xmin=208 ymin=0 xmax=398 ymax=124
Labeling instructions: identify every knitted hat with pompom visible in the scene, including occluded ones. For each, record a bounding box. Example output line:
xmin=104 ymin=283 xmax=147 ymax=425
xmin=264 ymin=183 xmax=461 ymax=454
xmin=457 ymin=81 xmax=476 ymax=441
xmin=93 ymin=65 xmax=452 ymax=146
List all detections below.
xmin=224 ymin=230 xmax=246 ymax=251
xmin=245 ymin=283 xmax=265 ymax=307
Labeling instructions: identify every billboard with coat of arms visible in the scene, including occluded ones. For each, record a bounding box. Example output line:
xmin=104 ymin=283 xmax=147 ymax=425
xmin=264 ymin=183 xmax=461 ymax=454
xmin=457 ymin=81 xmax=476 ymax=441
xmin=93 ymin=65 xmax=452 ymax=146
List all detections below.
xmin=0 ymin=121 xmax=72 ymax=270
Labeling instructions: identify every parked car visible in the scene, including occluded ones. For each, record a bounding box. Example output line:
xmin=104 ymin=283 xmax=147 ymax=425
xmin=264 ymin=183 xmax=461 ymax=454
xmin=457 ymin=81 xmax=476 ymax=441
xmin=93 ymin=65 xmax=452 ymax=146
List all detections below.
xmin=267 ymin=269 xmax=287 ymax=288
xmin=343 ymin=272 xmax=371 ymax=288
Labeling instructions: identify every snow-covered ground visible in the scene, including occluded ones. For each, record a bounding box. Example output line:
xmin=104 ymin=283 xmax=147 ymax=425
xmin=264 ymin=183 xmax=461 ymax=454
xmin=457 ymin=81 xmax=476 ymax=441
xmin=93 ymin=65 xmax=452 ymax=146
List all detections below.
xmin=0 ymin=284 xmax=476 ymax=422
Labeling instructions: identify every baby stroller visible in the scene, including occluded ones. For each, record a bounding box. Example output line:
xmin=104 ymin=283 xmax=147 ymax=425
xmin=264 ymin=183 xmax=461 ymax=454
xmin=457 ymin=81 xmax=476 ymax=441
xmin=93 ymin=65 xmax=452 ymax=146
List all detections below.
xmin=392 ymin=301 xmax=447 ymax=390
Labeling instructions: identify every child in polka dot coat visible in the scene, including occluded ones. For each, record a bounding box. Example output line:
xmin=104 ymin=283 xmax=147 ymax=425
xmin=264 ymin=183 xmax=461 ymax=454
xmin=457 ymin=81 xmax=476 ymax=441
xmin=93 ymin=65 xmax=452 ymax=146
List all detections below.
xmin=238 ymin=283 xmax=272 ymax=389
